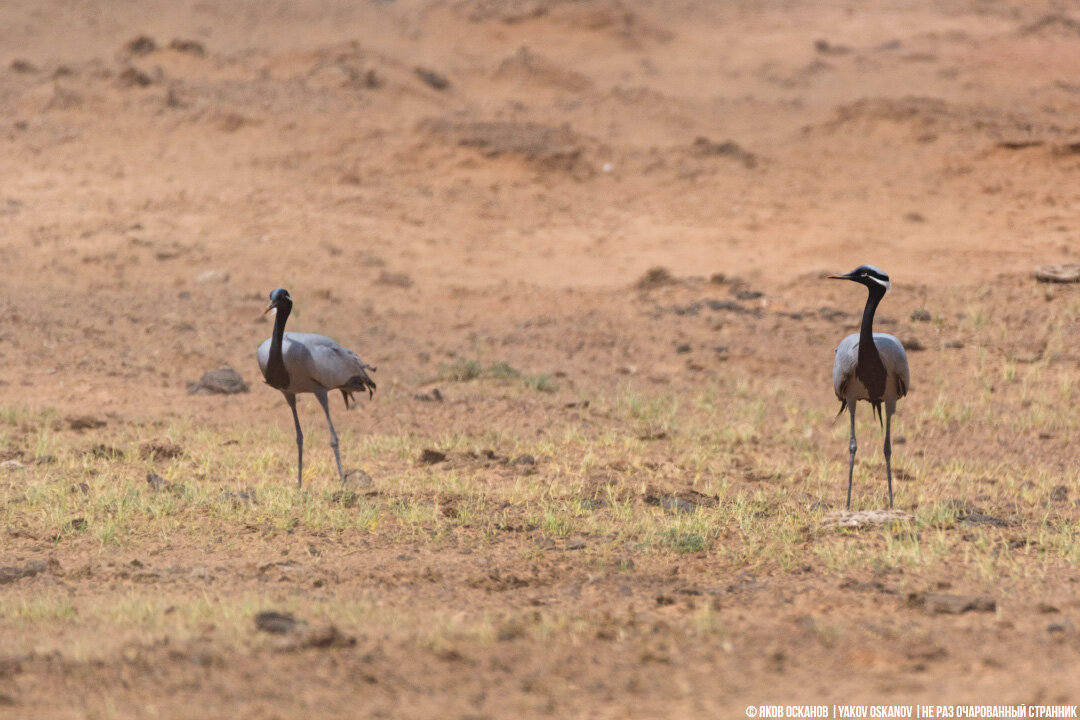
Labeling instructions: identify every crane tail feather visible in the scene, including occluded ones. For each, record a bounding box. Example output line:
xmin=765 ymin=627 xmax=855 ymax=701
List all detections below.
xmin=834 ymin=399 xmax=847 ymax=420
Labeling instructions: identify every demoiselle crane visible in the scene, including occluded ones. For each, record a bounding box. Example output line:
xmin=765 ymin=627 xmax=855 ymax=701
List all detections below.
xmin=830 ymin=265 xmax=910 ymax=509
xmin=257 ymin=288 xmax=376 ymax=488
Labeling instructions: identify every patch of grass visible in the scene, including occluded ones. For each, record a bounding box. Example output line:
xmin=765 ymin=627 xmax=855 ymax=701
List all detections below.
xmin=437 ymin=358 xmax=558 ymax=393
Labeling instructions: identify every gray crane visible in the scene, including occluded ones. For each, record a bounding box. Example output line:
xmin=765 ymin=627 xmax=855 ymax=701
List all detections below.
xmin=257 ymin=288 xmax=376 ymax=488
xmin=829 ymin=265 xmax=910 ymax=509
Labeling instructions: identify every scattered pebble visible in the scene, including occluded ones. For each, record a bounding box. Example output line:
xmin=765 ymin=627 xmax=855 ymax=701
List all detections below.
xmin=125 ymin=35 xmax=157 ymax=55
xmin=1034 ymin=263 xmax=1080 ymax=283
xmin=146 ymin=473 xmax=168 ymax=491
xmin=118 ymin=67 xmax=154 ymax=88
xmin=376 ymin=271 xmax=413 ymax=288
xmin=276 ymin=624 xmax=356 ymax=651
xmin=825 ymin=509 xmax=913 ymax=529
xmin=10 ymin=59 xmax=37 ymax=73
xmin=414 ymin=388 xmax=444 ymax=402
xmin=906 ymin=592 xmax=996 ymax=615
xmin=414 ymin=67 xmax=450 ymax=90
xmin=140 ymin=442 xmax=183 ymax=461
xmin=67 ymin=415 xmax=106 ymax=431
xmin=419 ymin=449 xmax=447 ymax=464
xmin=636 ymin=266 xmax=676 ymax=291
xmin=0 ymin=560 xmax=48 ymax=584
xmin=910 ymin=309 xmax=932 ymax=322
xmin=169 ymin=38 xmax=205 ymax=56
xmin=254 ymin=611 xmax=299 ymax=634
xmin=195 ymin=269 xmax=230 ymax=284
xmin=188 ymin=367 xmax=250 ymax=395
xmin=1047 ymin=618 xmax=1073 ymax=633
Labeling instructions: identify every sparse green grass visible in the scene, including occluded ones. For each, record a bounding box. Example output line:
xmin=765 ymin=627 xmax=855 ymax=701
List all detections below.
xmin=3 ymin=351 xmax=1080 ymax=665
xmin=437 ymin=357 xmax=558 ymax=393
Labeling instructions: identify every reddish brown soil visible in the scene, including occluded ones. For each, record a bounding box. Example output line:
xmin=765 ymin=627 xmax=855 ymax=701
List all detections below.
xmin=3 ymin=1 xmax=1080 ymax=717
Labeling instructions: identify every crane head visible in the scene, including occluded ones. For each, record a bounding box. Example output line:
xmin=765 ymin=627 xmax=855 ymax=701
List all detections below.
xmin=264 ymin=288 xmax=292 ymax=314
xmin=828 ymin=265 xmax=891 ymax=292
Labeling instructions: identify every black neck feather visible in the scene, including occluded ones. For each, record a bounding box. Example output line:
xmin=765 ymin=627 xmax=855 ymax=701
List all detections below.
xmin=856 ymin=284 xmax=887 ymax=399
xmin=265 ymin=299 xmax=292 ymax=390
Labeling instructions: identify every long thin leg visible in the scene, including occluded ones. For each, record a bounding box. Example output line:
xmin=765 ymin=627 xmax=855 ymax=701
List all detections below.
xmin=316 ymin=389 xmax=345 ymax=483
xmin=286 ymin=393 xmax=303 ymax=489
xmin=884 ymin=405 xmax=894 ymax=509
xmin=847 ymin=403 xmax=857 ymax=509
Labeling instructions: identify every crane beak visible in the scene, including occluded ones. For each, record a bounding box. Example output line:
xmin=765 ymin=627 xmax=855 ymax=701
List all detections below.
xmin=263 ymin=302 xmax=276 ymax=315
xmin=828 ymin=273 xmax=852 ymax=280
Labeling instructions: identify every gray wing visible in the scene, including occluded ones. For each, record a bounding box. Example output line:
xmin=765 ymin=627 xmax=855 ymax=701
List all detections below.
xmin=832 ymin=333 xmax=910 ymax=402
xmin=256 ymin=338 xmax=271 ymax=381
xmin=255 ymin=333 xmax=375 ymax=395
xmin=286 ymin=333 xmax=375 ymax=391
xmin=873 ymin=333 xmax=910 ymax=399
xmin=833 ymin=333 xmax=859 ymax=401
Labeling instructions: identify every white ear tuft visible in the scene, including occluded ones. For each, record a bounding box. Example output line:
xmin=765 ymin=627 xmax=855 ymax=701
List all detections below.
xmin=867 ymin=275 xmax=891 ymax=291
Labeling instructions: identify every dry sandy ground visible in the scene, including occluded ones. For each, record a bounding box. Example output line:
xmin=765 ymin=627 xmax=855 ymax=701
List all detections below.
xmin=3 ymin=0 xmax=1080 ymax=717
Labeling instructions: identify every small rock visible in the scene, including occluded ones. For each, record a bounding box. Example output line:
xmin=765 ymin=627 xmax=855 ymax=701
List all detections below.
xmin=10 ymin=59 xmax=37 ymax=73
xmin=944 ymin=340 xmax=964 ymax=349
xmin=342 ymin=468 xmax=373 ymax=490
xmin=903 ymin=212 xmax=926 ymax=223
xmin=511 ymin=454 xmax=535 ymax=466
xmin=659 ymin=497 xmax=695 ymax=514
xmin=125 ymin=35 xmax=157 ymax=55
xmin=636 ymin=266 xmax=676 ymax=291
xmin=419 ymin=449 xmax=447 ymax=465
xmin=330 ymin=490 xmax=358 ymax=507
xmin=1050 ymin=485 xmax=1069 ymax=503
xmin=825 ymin=509 xmax=914 ymax=529
xmin=911 ymin=309 xmax=932 ymax=322
xmin=254 ymin=611 xmax=299 ymax=634
xmin=906 ymin=592 xmax=996 ymax=615
xmin=1035 ymin=263 xmax=1080 ymax=284
xmin=414 ymin=388 xmax=444 ymax=402
xmin=195 ymin=269 xmax=230 ymax=284
xmin=140 ymin=442 xmax=183 ymax=461
xmin=88 ymin=444 xmax=123 ymax=459
xmin=169 ymin=38 xmax=205 ymax=56
xmin=675 ymin=343 xmax=692 ymax=354
xmin=1 ymin=460 xmax=25 ymax=471
xmin=414 ymin=67 xmax=450 ymax=90
xmin=565 ymin=538 xmax=586 ymax=551
xmin=375 ymin=271 xmax=413 ymax=288
xmin=118 ymin=67 xmax=153 ymax=87
xmin=1036 ymin=602 xmax=1060 ymax=614
xmin=146 ymin=473 xmax=168 ymax=491
xmin=276 ymin=624 xmax=357 ymax=651
xmin=814 ymin=39 xmax=852 ymax=55
xmin=0 ymin=560 xmax=48 ymax=585
xmin=65 ymin=517 xmax=88 ymax=532
xmin=67 ymin=415 xmax=106 ymax=431
xmin=690 ymin=137 xmax=757 ymax=168
xmin=222 ymin=489 xmax=256 ymax=505
xmin=188 ymin=367 xmax=250 ymax=395
xmin=1047 ymin=618 xmax=1073 ymax=633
